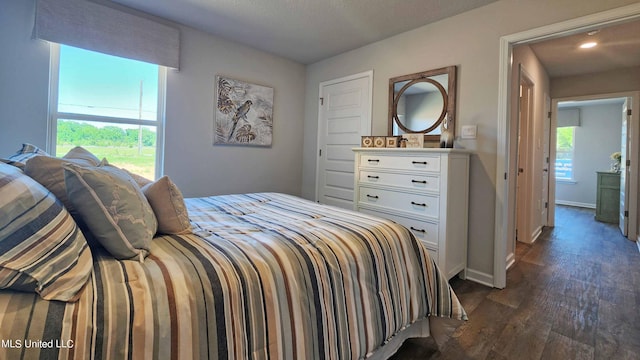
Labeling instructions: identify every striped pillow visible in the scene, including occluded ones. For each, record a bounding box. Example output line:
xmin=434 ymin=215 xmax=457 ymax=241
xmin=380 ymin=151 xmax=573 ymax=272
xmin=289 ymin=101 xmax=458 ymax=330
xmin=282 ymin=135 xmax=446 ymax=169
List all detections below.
xmin=0 ymin=143 xmax=49 ymax=169
xmin=0 ymin=163 xmax=93 ymax=302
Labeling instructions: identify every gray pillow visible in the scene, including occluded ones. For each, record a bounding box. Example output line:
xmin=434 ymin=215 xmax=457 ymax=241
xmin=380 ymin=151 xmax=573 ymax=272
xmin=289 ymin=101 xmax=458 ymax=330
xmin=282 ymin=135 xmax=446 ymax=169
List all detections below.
xmin=63 ymin=162 xmax=158 ymax=261
xmin=142 ymin=175 xmax=192 ymax=235
xmin=24 ymin=154 xmax=99 ymax=217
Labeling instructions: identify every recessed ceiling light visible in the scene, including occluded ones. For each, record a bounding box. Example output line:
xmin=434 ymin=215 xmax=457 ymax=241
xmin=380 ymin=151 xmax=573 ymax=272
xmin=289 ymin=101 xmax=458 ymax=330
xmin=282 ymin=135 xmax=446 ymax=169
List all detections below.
xmin=580 ymin=42 xmax=598 ymax=49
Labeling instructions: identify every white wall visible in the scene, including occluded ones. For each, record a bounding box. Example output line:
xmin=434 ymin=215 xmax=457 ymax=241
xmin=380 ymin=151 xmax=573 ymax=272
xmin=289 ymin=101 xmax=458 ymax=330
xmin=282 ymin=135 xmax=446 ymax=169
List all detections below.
xmin=556 ymin=103 xmax=624 ymax=207
xmin=0 ymin=0 xmax=306 ymax=198
xmin=510 ymin=45 xmax=550 ymax=245
xmin=301 ymin=0 xmax=638 ymax=280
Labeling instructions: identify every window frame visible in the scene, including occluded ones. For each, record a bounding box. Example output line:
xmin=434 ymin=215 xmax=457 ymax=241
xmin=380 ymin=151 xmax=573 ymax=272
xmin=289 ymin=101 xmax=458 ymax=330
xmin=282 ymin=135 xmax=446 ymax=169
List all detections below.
xmin=47 ymin=43 xmax=166 ymax=178
xmin=555 ymin=126 xmax=576 ymax=182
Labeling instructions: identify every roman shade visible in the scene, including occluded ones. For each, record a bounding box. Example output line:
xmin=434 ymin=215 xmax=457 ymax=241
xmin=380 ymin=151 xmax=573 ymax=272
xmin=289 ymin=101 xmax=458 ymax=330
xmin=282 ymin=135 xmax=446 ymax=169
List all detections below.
xmin=34 ymin=0 xmax=180 ymax=69
xmin=557 ymin=108 xmax=581 ymax=127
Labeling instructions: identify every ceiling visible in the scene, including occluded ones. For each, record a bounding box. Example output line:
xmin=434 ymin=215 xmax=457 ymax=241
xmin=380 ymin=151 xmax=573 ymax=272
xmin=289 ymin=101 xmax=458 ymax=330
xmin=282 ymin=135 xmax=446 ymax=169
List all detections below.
xmin=110 ymin=0 xmax=498 ymax=64
xmin=528 ymin=19 xmax=640 ymax=78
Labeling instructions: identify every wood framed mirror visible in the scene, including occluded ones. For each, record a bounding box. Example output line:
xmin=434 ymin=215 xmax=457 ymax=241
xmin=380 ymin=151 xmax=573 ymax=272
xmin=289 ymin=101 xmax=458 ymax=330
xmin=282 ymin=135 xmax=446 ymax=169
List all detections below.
xmin=388 ymin=66 xmax=457 ymax=142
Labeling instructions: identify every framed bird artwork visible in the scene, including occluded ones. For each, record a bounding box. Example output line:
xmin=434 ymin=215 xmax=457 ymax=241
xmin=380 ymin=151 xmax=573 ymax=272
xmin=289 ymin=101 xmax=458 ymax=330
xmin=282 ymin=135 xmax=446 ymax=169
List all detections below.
xmin=214 ymin=76 xmax=274 ymax=146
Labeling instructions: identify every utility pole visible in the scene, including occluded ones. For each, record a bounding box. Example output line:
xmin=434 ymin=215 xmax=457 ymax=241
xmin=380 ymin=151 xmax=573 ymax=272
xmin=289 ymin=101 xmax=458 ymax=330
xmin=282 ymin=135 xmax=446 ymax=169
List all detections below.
xmin=138 ymin=80 xmax=143 ymax=155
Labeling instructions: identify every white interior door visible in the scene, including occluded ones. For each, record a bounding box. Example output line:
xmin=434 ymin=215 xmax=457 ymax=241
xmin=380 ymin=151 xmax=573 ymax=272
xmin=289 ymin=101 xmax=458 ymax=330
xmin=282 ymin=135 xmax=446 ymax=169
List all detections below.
xmin=620 ymin=98 xmax=631 ymax=235
xmin=316 ymin=71 xmax=372 ymax=209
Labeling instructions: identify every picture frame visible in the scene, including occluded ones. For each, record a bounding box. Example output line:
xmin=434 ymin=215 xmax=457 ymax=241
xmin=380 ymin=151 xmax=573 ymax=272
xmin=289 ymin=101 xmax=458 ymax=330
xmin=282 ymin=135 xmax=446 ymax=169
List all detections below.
xmin=361 ymin=136 xmax=374 ymax=147
xmin=385 ymin=136 xmax=401 ymax=148
xmin=402 ymin=134 xmax=424 ymax=148
xmin=373 ymin=136 xmax=386 ymax=148
xmin=215 ymin=76 xmax=274 ymax=146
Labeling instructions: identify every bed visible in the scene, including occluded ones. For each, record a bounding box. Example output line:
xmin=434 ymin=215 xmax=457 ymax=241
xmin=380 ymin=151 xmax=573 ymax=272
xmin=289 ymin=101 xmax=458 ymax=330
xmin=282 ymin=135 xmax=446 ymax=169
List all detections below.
xmin=0 ymin=146 xmax=466 ymax=360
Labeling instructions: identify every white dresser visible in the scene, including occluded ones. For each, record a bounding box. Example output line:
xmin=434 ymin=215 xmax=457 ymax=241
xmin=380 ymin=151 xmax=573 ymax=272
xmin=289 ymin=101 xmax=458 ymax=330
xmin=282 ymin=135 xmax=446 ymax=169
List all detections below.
xmin=352 ymin=148 xmax=470 ymax=280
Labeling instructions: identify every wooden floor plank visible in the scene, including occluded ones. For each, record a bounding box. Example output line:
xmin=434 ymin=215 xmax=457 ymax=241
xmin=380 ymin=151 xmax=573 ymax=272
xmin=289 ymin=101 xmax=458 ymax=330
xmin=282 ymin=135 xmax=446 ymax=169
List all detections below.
xmin=392 ymin=205 xmax=640 ymax=359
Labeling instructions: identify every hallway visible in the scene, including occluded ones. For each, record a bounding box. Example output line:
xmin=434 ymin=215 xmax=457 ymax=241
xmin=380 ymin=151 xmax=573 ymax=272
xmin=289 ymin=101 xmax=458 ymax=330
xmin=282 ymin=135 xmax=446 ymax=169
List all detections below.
xmin=392 ymin=205 xmax=640 ymax=359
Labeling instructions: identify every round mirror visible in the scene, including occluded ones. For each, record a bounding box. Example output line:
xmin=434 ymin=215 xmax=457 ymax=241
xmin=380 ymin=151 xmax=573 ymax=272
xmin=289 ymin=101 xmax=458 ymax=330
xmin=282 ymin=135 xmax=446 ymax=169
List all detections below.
xmin=392 ymin=77 xmax=448 ymax=134
xmin=388 ymin=66 xmax=457 ymax=143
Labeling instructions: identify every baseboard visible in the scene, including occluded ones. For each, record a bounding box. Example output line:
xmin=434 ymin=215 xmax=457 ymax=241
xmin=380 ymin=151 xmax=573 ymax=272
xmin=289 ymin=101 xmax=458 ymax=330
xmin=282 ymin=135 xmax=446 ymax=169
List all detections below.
xmin=531 ymin=226 xmax=542 ymax=243
xmin=555 ymin=200 xmax=596 ymax=209
xmin=464 ymin=268 xmax=494 ymax=288
xmin=505 ymin=253 xmax=516 ymax=270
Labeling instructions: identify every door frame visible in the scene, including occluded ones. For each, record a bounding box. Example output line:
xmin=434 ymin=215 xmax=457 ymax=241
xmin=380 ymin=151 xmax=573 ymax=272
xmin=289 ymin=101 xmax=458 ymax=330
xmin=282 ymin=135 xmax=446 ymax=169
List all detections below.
xmin=515 ymin=68 xmax=534 ymax=248
xmin=315 ymin=70 xmax=373 ymax=203
xmin=494 ymin=3 xmax=640 ymax=288
xmin=550 ymin=92 xmax=639 ymax=237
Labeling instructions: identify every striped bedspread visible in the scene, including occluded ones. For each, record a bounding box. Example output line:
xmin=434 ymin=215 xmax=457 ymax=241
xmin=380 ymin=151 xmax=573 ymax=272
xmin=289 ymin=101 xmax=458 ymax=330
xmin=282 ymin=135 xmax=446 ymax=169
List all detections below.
xmin=0 ymin=193 xmax=465 ymax=359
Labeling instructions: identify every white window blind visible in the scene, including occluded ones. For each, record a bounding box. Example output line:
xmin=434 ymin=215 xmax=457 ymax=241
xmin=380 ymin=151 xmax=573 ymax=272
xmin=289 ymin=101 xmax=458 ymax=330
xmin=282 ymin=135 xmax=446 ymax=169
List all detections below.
xmin=34 ymin=0 xmax=180 ymax=69
xmin=557 ymin=108 xmax=581 ymax=127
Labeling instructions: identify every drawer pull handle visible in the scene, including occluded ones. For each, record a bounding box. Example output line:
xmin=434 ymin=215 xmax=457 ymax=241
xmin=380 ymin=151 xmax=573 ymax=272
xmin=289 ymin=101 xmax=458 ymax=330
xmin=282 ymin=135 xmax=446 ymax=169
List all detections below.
xmin=410 ymin=226 xmax=426 ymax=233
xmin=368 ymin=175 xmax=380 ymax=179
xmin=412 ymin=161 xmax=428 ymax=165
xmin=366 ymin=194 xmax=379 ymax=199
xmin=411 ymin=201 xmax=427 ymax=207
xmin=411 ymin=180 xmax=427 ymax=184
xmin=368 ymin=159 xmax=380 ymax=163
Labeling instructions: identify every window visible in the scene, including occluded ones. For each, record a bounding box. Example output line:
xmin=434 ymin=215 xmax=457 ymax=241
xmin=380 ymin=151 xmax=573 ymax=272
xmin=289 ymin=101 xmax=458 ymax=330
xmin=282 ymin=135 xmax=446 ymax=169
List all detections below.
xmin=555 ymin=126 xmax=575 ymax=181
xmin=49 ymin=44 xmax=165 ymax=180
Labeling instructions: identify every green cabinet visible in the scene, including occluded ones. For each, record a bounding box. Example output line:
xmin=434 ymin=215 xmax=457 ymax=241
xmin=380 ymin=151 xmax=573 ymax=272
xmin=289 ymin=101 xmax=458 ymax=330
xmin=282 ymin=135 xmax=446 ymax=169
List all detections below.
xmin=595 ymin=171 xmax=620 ymax=224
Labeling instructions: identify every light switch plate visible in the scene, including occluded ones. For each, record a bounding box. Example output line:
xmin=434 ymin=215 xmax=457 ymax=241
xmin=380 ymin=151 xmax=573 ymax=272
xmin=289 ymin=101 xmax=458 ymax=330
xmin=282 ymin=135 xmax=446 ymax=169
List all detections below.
xmin=461 ymin=125 xmax=477 ymax=139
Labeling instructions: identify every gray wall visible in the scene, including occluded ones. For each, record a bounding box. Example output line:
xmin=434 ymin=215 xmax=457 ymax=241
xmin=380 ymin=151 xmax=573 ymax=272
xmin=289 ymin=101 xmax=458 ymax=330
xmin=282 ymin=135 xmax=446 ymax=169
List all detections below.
xmin=0 ymin=0 xmax=51 ymax=152
xmin=556 ymin=102 xmax=624 ymax=207
xmin=551 ymin=66 xmax=640 ymax=99
xmin=301 ymin=0 xmax=638 ymax=280
xmin=0 ymin=0 xmax=306 ymax=198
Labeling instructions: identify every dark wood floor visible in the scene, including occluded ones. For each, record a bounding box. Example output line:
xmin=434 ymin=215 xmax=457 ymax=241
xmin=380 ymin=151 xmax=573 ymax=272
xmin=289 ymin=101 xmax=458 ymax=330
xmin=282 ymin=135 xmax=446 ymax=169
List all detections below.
xmin=391 ymin=205 xmax=640 ymax=359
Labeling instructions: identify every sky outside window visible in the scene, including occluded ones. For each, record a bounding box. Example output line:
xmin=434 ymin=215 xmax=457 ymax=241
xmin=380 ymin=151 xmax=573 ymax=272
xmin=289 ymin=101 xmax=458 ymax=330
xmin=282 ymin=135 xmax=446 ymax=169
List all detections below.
xmin=58 ymin=45 xmax=159 ymax=120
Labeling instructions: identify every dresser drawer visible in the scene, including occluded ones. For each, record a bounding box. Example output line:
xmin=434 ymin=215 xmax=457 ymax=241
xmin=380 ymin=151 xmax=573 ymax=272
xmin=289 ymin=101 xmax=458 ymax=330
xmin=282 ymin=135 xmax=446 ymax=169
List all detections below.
xmin=359 ymin=187 xmax=439 ymax=218
xmin=360 ymin=154 xmax=440 ymax=172
xmin=359 ymin=170 xmax=440 ymax=192
xmin=424 ymin=246 xmax=438 ymax=263
xmin=358 ymin=208 xmax=439 ymax=249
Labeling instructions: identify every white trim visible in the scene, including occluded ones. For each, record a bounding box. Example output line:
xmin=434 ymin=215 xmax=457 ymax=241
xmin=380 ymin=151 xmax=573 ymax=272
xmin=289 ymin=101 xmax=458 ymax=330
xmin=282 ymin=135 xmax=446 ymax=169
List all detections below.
xmin=465 ymin=268 xmax=494 ymax=288
xmin=495 ymin=3 xmax=640 ymax=289
xmin=155 ymin=67 xmax=167 ymax=178
xmin=55 ymin=112 xmax=159 ymax=127
xmin=555 ymin=200 xmax=596 ymax=209
xmin=505 ymin=253 xmax=516 ymax=271
xmin=46 ymin=43 xmax=60 ymax=154
xmin=315 ymin=70 xmax=373 ymax=202
xmin=530 ymin=226 xmax=542 ymax=244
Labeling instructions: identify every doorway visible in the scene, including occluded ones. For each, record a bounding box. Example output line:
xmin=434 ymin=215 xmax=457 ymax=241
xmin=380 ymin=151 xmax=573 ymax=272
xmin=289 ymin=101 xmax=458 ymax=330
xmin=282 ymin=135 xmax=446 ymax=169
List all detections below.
xmin=494 ymin=3 xmax=640 ymax=289
xmin=552 ymin=96 xmax=631 ymax=232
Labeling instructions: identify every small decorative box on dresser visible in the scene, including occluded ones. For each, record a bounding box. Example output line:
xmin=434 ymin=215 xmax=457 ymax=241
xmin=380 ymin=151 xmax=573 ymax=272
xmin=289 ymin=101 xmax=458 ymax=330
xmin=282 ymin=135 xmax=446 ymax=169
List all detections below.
xmin=352 ymin=148 xmax=470 ymax=280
